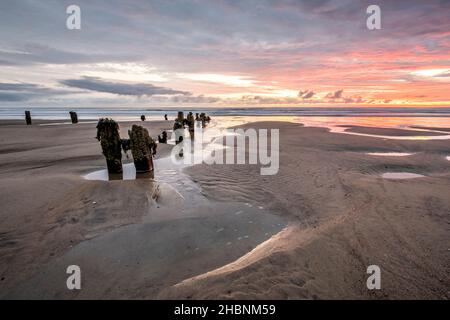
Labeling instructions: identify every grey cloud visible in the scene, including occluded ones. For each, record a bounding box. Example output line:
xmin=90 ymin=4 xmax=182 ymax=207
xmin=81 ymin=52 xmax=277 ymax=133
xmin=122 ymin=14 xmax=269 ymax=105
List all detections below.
xmin=435 ymin=72 xmax=450 ymax=77
xmin=0 ymin=44 xmax=139 ymax=66
xmin=169 ymin=94 xmax=220 ymax=103
xmin=60 ymin=77 xmax=190 ymax=96
xmin=0 ymin=0 xmax=448 ymax=74
xmin=0 ymin=83 xmax=40 ymax=92
xmin=326 ymin=89 xmax=344 ymax=99
xmin=0 ymin=92 xmax=27 ymax=102
xmin=298 ymin=90 xmax=315 ymax=99
xmin=0 ymin=82 xmax=77 ymax=102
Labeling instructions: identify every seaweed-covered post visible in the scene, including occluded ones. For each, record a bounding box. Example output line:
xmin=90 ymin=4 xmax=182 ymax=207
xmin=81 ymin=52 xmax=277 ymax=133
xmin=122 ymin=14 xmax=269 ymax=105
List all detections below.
xmin=187 ymin=111 xmax=195 ymax=138
xmin=177 ymin=111 xmax=184 ymax=124
xmin=96 ymin=118 xmax=123 ymax=174
xmin=25 ymin=111 xmax=32 ymax=125
xmin=129 ymin=125 xmax=157 ymax=173
xmin=158 ymin=131 xmax=168 ymax=143
xmin=200 ymin=112 xmax=206 ymax=128
xmin=69 ymin=111 xmax=78 ymax=124
xmin=173 ymin=118 xmax=184 ymax=144
xmin=141 ymin=115 xmax=146 ymax=121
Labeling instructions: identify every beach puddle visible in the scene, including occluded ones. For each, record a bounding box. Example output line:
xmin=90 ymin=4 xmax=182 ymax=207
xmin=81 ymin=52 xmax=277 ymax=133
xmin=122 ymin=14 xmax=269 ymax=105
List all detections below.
xmin=446 ymin=156 xmax=450 ymax=161
xmin=84 ymin=163 xmax=153 ymax=181
xmin=7 ymin=198 xmax=288 ymax=299
xmin=381 ymin=172 xmax=426 ymax=179
xmin=58 ymin=119 xmax=290 ymax=299
xmin=290 ymin=116 xmax=450 ymax=141
xmin=39 ymin=121 xmax=98 ymax=126
xmin=367 ymin=152 xmax=414 ymax=157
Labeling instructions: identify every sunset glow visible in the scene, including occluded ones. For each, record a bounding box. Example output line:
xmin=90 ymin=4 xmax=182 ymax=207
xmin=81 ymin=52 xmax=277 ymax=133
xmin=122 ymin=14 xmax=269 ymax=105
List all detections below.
xmin=0 ymin=0 xmax=449 ymax=108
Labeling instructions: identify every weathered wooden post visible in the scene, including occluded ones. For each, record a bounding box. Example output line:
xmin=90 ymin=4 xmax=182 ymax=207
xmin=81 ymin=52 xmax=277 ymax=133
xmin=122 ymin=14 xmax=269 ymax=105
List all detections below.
xmin=141 ymin=115 xmax=146 ymax=121
xmin=187 ymin=111 xmax=195 ymax=138
xmin=69 ymin=111 xmax=78 ymax=124
xmin=129 ymin=125 xmax=157 ymax=173
xmin=173 ymin=119 xmax=184 ymax=144
xmin=200 ymin=112 xmax=206 ymax=127
xmin=158 ymin=131 xmax=168 ymax=143
xmin=96 ymin=118 xmax=123 ymax=174
xmin=25 ymin=111 xmax=32 ymax=125
xmin=177 ymin=111 xmax=184 ymax=123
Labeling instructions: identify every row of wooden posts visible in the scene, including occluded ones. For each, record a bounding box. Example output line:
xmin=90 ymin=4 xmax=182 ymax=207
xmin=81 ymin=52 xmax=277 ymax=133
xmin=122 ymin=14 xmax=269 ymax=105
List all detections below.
xmin=24 ymin=110 xmax=78 ymax=125
xmin=96 ymin=111 xmax=211 ymax=176
xmin=24 ymin=110 xmax=209 ymax=177
xmin=96 ymin=118 xmax=157 ymax=175
xmin=24 ymin=110 xmax=207 ymax=126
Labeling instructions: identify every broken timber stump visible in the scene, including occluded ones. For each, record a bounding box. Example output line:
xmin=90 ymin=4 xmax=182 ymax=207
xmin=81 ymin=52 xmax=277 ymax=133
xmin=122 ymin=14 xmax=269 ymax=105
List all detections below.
xmin=96 ymin=118 xmax=123 ymax=174
xmin=25 ymin=111 xmax=32 ymax=125
xmin=69 ymin=111 xmax=78 ymax=124
xmin=129 ymin=125 xmax=157 ymax=173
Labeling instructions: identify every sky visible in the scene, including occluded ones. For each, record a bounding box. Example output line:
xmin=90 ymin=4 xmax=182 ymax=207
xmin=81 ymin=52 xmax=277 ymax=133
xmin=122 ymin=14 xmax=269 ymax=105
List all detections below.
xmin=0 ymin=0 xmax=449 ymax=108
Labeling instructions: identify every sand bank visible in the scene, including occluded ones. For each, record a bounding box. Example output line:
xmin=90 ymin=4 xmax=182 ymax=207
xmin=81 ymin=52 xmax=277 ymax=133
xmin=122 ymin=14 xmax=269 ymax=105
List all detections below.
xmin=161 ymin=121 xmax=450 ymax=299
xmin=0 ymin=119 xmax=449 ymax=299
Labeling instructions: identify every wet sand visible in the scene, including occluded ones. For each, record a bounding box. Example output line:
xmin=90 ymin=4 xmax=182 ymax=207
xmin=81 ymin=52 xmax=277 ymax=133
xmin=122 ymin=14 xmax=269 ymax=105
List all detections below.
xmin=411 ymin=126 xmax=450 ymax=133
xmin=343 ymin=125 xmax=444 ymax=136
xmin=0 ymin=119 xmax=287 ymax=299
xmin=162 ymin=122 xmax=450 ymax=299
xmin=0 ymin=119 xmax=449 ymax=299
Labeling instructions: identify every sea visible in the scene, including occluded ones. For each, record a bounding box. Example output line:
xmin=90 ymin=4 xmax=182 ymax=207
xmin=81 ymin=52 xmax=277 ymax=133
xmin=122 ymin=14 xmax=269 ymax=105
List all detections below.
xmin=1 ymin=106 xmax=450 ymax=120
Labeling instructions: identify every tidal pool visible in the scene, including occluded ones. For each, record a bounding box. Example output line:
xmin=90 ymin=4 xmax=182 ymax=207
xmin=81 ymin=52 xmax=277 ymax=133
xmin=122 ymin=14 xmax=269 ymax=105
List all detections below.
xmin=367 ymin=152 xmax=414 ymax=157
xmin=381 ymin=172 xmax=425 ymax=179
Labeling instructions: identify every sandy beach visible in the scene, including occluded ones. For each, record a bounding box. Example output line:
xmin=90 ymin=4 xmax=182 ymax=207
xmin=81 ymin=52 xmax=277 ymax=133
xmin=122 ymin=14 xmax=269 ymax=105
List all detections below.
xmin=0 ymin=118 xmax=448 ymax=299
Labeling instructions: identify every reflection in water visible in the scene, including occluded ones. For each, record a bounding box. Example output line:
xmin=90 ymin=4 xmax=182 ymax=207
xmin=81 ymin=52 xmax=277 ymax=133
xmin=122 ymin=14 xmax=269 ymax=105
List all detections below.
xmin=292 ymin=116 xmax=450 ymax=140
xmin=213 ymin=116 xmax=450 ymax=141
xmin=367 ymin=152 xmax=414 ymax=157
xmin=84 ymin=163 xmax=154 ymax=181
xmin=83 ymin=115 xmax=449 ymax=184
xmin=381 ymin=172 xmax=425 ymax=179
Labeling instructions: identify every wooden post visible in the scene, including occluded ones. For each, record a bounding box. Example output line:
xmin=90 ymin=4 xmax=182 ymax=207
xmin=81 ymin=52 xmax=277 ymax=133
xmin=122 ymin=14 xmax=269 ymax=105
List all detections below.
xmin=141 ymin=115 xmax=146 ymax=121
xmin=187 ymin=112 xmax=195 ymax=139
xmin=129 ymin=125 xmax=156 ymax=173
xmin=69 ymin=111 xmax=78 ymax=124
xmin=25 ymin=111 xmax=32 ymax=125
xmin=177 ymin=111 xmax=184 ymax=123
xmin=96 ymin=118 xmax=123 ymax=174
